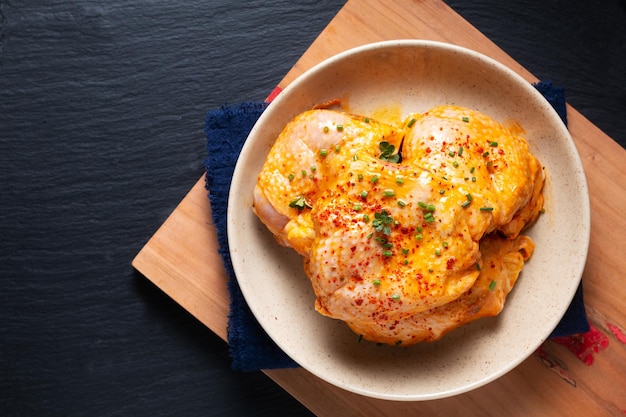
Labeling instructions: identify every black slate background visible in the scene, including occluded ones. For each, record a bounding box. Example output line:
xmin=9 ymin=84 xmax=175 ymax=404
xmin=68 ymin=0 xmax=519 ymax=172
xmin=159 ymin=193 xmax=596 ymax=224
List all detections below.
xmin=0 ymin=0 xmax=624 ymax=416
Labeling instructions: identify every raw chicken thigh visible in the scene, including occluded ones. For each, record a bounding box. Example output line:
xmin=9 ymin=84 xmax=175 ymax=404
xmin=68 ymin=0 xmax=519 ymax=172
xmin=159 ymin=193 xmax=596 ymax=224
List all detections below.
xmin=253 ymin=105 xmax=544 ymax=345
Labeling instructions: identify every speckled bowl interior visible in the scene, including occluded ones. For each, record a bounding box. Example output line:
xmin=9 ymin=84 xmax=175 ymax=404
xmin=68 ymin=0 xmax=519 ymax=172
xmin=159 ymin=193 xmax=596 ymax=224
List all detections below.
xmin=228 ymin=40 xmax=590 ymax=401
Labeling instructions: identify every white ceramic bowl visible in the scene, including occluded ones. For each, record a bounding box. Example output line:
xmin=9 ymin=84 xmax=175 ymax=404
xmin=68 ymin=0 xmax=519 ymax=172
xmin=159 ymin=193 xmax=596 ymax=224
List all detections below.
xmin=228 ymin=40 xmax=589 ymax=401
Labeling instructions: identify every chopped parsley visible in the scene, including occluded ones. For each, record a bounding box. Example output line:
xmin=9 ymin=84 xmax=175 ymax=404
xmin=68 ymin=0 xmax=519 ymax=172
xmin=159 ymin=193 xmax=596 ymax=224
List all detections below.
xmin=372 ymin=209 xmax=393 ymax=236
xmin=288 ymin=195 xmax=312 ymax=210
xmin=378 ymin=141 xmax=400 ymax=163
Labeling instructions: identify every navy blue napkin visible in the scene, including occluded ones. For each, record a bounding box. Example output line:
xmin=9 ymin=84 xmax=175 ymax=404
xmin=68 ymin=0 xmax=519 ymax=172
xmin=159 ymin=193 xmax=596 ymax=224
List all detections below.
xmin=204 ymin=102 xmax=299 ymax=370
xmin=204 ymin=81 xmax=588 ymax=371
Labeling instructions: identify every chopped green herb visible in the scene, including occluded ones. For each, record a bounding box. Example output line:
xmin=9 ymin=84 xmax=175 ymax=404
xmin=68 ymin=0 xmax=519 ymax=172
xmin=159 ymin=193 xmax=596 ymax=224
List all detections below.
xmin=372 ymin=209 xmax=393 ymax=235
xmin=458 ymin=146 xmax=464 ymax=156
xmin=453 ymin=161 xmax=459 ymax=168
xmin=391 ymin=293 xmax=401 ymax=300
xmin=382 ymin=250 xmax=393 ymax=257
xmin=320 ymin=149 xmax=328 ymax=157
xmin=360 ymin=190 xmax=368 ymax=199
xmin=435 ymin=248 xmax=441 ymax=256
xmin=287 ymin=173 xmax=295 ymax=182
xmin=489 ymin=280 xmax=497 ymax=291
xmin=364 ymin=117 xmax=370 ymax=123
xmin=373 ymin=279 xmax=381 ymax=286
xmin=336 ymin=125 xmax=344 ymax=132
xmin=376 ymin=237 xmax=392 ymax=249
xmin=471 ymin=176 xmax=476 ymax=182
xmin=363 ymin=214 xmax=370 ymax=223
xmin=395 ymin=176 xmax=404 ymax=184
xmin=418 ymin=203 xmax=435 ymax=212
xmin=357 ymin=173 xmax=364 ymax=181
xmin=378 ymin=141 xmax=400 ymax=163
xmin=476 ymin=263 xmax=481 ymax=271
xmin=442 ymin=241 xmax=448 ymax=248
xmin=489 ymin=141 xmax=498 ymax=147
xmin=353 ymin=155 xmax=358 ymax=161
xmin=448 ymin=150 xmax=456 ymax=157
xmin=415 ymin=233 xmax=423 ymax=240
xmin=465 ymin=193 xmax=473 ymax=202
xmin=397 ymin=199 xmax=407 ymax=207
xmin=461 ymin=200 xmax=471 ymax=208
xmin=383 ymin=189 xmax=395 ymax=197
xmin=401 ymin=248 xmax=409 ymax=255
xmin=407 ymin=118 xmax=416 ymax=128
xmin=462 ymin=116 xmax=470 ymax=123
xmin=289 ymin=195 xmax=313 ymax=210
xmin=301 ymin=170 xmax=307 ymax=177
xmin=353 ymin=204 xmax=363 ymax=211
xmin=480 ymin=207 xmax=494 ymax=211
xmin=470 ymin=166 xmax=475 ymax=173
xmin=482 ymin=151 xmax=490 ymax=157
xmin=310 ymin=165 xmax=317 ymax=172
xmin=334 ymin=145 xmax=340 ymax=152
xmin=371 ymin=175 xmax=379 ymax=184
xmin=357 ymin=334 xmax=363 ymax=343
xmin=403 ymin=259 xmax=409 ymax=265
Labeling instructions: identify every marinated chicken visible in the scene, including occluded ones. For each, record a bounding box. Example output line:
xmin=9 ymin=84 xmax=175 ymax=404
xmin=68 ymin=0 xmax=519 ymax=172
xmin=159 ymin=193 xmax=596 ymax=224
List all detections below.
xmin=253 ymin=105 xmax=545 ymax=346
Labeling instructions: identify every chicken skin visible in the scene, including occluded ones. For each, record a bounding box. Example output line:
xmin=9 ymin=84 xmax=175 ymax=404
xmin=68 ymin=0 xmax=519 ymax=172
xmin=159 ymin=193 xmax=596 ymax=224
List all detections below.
xmin=253 ymin=105 xmax=544 ymax=345
xmin=345 ymin=234 xmax=535 ymax=344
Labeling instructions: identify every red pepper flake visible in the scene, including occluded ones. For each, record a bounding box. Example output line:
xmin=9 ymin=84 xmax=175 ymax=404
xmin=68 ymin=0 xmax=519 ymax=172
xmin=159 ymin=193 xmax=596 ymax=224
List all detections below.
xmin=446 ymin=257 xmax=456 ymax=270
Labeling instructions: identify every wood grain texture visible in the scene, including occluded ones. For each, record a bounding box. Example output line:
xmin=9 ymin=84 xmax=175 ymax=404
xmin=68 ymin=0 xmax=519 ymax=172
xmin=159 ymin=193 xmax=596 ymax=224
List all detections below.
xmin=132 ymin=0 xmax=626 ymax=415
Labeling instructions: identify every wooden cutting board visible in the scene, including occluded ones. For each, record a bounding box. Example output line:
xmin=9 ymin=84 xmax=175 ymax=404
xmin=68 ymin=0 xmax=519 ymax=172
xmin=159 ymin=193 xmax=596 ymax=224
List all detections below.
xmin=132 ymin=0 xmax=626 ymax=415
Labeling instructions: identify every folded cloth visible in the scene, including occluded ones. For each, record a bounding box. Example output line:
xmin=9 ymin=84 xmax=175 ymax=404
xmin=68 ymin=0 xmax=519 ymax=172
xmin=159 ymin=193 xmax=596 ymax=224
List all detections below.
xmin=204 ymin=81 xmax=588 ymax=371
xmin=204 ymin=102 xmax=298 ymax=371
